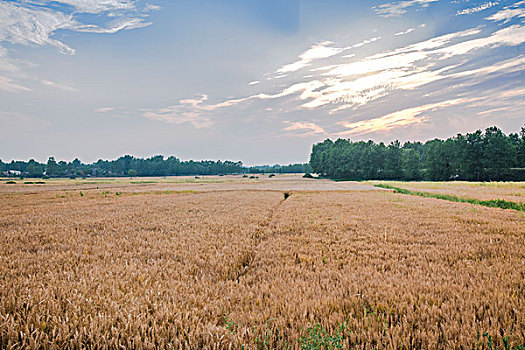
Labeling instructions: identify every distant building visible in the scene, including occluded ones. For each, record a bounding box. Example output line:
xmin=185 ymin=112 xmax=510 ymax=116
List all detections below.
xmin=8 ymin=170 xmax=21 ymax=176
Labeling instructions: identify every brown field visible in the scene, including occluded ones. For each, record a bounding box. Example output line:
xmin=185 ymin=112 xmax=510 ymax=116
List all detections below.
xmin=1 ymin=175 xmax=524 ymax=349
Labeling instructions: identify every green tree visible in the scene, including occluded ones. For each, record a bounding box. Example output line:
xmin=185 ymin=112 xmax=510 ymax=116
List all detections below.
xmin=482 ymin=126 xmax=516 ymax=180
xmin=402 ymin=149 xmax=421 ymax=180
xmin=46 ymin=157 xmax=58 ymax=176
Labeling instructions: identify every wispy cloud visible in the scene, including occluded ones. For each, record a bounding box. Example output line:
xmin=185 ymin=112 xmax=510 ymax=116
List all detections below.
xmin=41 ymin=80 xmax=76 ymax=92
xmin=283 ymin=121 xmax=325 ymax=136
xmin=0 ymin=75 xmax=31 ymax=92
xmin=373 ymin=0 xmax=438 ymax=17
xmin=141 ymin=95 xmax=214 ymax=128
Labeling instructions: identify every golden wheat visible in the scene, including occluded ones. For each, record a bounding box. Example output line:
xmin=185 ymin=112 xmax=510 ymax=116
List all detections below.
xmin=0 ymin=177 xmax=524 ymax=348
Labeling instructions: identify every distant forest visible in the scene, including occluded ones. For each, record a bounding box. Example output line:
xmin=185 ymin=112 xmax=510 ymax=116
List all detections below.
xmin=0 ymin=155 xmax=310 ymax=178
xmin=310 ymin=126 xmax=525 ymax=181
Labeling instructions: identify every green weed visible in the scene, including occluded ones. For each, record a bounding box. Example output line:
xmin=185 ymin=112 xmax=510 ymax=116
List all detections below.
xmin=299 ymin=321 xmax=348 ymax=350
xmin=375 ymin=184 xmax=525 ymax=211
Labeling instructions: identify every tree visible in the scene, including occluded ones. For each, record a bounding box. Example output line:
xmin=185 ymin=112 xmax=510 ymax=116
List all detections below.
xmin=463 ymin=130 xmax=484 ymax=180
xmin=402 ymin=149 xmax=421 ymax=180
xmin=310 ymin=139 xmax=334 ymax=176
xmin=384 ymin=141 xmax=403 ymax=179
xmin=46 ymin=157 xmax=58 ymax=176
xmin=517 ymin=126 xmax=525 ymax=168
xmin=26 ymin=159 xmax=44 ymax=177
xmin=482 ymin=126 xmax=516 ymax=180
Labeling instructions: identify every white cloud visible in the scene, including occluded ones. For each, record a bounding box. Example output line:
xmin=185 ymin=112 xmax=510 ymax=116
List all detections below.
xmin=486 ymin=8 xmax=525 ymax=22
xmin=351 ymin=37 xmax=381 ymax=48
xmin=395 ymin=28 xmax=415 ymax=36
xmin=28 ymin=0 xmax=136 ymax=14
xmin=457 ymin=2 xmax=499 ymax=15
xmin=0 ymin=2 xmax=77 ymax=54
xmin=0 ymin=1 xmax=157 ymax=92
xmin=144 ymin=4 xmax=161 ymax=12
xmin=373 ymin=0 xmax=438 ymax=17
xmin=75 ymin=18 xmax=152 ymax=34
xmin=248 ymin=81 xmax=260 ymax=85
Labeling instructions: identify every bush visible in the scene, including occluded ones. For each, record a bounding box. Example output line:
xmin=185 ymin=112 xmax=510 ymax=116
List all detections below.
xmin=303 ymin=173 xmax=314 ymax=178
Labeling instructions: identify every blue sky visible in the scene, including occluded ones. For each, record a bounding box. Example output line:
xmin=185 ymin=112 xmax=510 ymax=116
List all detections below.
xmin=0 ymin=0 xmax=524 ymax=164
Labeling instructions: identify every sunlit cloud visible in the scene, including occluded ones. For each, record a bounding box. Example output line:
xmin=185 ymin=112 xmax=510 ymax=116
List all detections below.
xmin=136 ymin=4 xmax=525 ymax=136
xmin=337 ymin=97 xmax=480 ymax=136
xmin=436 ymin=25 xmax=525 ymax=58
xmin=277 ymin=41 xmax=348 ymax=73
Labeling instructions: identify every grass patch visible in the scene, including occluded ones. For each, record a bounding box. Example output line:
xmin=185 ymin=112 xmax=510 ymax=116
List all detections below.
xmin=375 ymin=183 xmax=525 ymax=211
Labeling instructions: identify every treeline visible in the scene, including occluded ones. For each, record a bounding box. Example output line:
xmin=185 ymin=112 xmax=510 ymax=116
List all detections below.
xmin=247 ymin=163 xmax=312 ymax=174
xmin=310 ymin=126 xmax=525 ymax=181
xmin=0 ymin=155 xmax=311 ymax=178
xmin=0 ymin=155 xmax=245 ymax=178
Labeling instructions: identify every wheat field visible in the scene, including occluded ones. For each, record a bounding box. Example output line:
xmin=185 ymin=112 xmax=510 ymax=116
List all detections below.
xmin=1 ymin=176 xmax=524 ymax=349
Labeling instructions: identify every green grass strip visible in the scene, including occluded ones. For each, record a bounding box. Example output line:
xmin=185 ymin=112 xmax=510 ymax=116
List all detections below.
xmin=374 ymin=183 xmax=525 ymax=211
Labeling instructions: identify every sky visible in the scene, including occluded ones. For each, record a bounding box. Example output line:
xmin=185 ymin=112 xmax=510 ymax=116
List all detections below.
xmin=0 ymin=0 xmax=524 ymax=165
